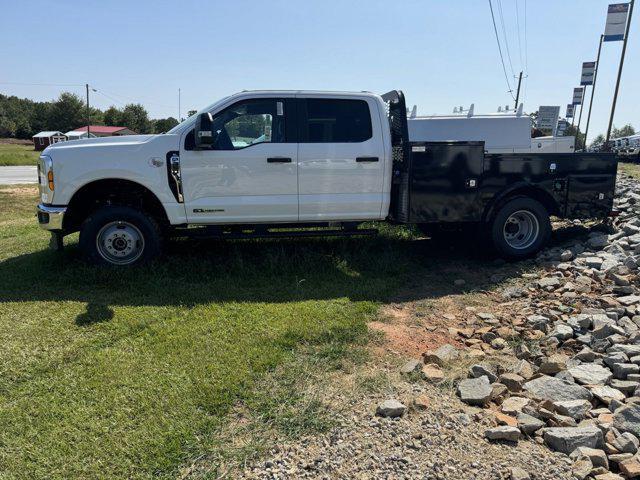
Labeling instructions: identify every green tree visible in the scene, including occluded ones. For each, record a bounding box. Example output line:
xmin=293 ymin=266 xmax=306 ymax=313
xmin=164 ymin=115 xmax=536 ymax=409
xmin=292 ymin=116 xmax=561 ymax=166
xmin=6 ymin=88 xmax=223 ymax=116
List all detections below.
xmin=103 ymin=106 xmax=122 ymax=126
xmin=564 ymin=125 xmax=585 ymax=150
xmin=153 ymin=117 xmax=179 ymax=133
xmin=119 ymin=104 xmax=152 ymax=134
xmin=187 ymin=110 xmax=197 ymax=118
xmin=47 ymin=92 xmax=86 ymax=133
xmin=612 ymin=124 xmax=636 ymax=138
xmin=590 ymin=134 xmax=605 ymax=149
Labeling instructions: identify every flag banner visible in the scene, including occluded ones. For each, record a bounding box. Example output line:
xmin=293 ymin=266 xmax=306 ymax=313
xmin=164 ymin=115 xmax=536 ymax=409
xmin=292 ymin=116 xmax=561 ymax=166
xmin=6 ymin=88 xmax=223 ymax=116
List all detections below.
xmin=566 ymin=104 xmax=575 ymax=118
xmin=573 ymin=87 xmax=584 ymax=105
xmin=538 ymin=106 xmax=561 ymax=133
xmin=581 ymin=62 xmax=596 ymax=85
xmin=604 ymin=3 xmax=630 ymax=41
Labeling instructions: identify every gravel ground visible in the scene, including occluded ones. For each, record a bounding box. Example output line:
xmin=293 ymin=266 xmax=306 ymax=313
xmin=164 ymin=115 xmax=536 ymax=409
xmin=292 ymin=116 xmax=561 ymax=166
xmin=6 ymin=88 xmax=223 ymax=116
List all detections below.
xmin=240 ymin=378 xmax=572 ymax=480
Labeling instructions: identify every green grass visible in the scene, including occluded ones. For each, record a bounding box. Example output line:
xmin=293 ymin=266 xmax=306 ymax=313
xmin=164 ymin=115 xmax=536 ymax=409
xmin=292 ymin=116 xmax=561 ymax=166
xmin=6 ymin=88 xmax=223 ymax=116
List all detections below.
xmin=0 ymin=185 xmax=540 ymax=479
xmin=0 ymin=143 xmax=40 ymax=166
xmin=619 ymin=161 xmax=640 ymax=179
xmin=0 ymin=186 xmax=407 ymax=479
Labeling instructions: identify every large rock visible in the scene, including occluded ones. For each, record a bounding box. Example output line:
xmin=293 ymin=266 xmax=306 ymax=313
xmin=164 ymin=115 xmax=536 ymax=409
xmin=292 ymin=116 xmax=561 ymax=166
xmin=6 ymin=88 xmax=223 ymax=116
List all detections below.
xmin=543 ymin=427 xmax=603 ymax=454
xmin=502 ymin=396 xmax=530 ymax=415
xmin=485 ymin=426 xmax=520 ymax=442
xmin=523 ymin=375 xmax=593 ymax=402
xmin=613 ymin=403 xmax=640 ymax=438
xmin=618 ymin=295 xmax=640 ymax=306
xmin=457 ymin=376 xmax=492 ymax=406
xmin=517 ymin=412 xmax=545 ymax=435
xmin=590 ymin=385 xmax=626 ymax=404
xmin=553 ymin=399 xmax=592 ymax=420
xmin=568 ymin=364 xmax=613 ymax=385
xmin=569 ymin=446 xmax=609 ymax=469
xmin=423 ymin=344 xmax=459 ymax=366
xmin=376 ymin=399 xmax=407 ymax=418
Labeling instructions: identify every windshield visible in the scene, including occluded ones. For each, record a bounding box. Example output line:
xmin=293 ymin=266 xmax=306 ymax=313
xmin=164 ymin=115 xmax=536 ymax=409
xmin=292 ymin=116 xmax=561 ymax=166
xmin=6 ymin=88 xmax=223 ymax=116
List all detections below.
xmin=165 ymin=95 xmax=231 ymax=134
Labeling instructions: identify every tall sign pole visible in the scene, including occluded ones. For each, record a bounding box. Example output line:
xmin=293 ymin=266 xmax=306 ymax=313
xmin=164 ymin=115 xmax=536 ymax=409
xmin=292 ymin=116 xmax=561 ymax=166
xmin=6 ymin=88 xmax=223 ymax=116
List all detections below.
xmin=86 ymin=83 xmax=90 ymax=136
xmin=575 ymin=100 xmax=585 ymax=151
xmin=513 ymin=71 xmax=523 ymax=110
xmin=583 ymin=35 xmax=604 ymax=151
xmin=606 ymin=0 xmax=634 ymax=147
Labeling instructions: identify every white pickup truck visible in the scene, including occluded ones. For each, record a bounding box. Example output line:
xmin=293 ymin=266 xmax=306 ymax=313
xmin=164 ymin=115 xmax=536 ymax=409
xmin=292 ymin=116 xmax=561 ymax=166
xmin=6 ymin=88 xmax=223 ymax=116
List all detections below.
xmin=37 ymin=90 xmax=618 ymax=266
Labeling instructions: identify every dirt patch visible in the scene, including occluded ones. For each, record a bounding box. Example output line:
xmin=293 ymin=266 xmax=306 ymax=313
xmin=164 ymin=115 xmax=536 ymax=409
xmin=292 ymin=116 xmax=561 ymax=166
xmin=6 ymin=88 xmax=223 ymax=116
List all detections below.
xmin=0 ymin=138 xmax=33 ymax=146
xmin=0 ymin=185 xmax=38 ymax=196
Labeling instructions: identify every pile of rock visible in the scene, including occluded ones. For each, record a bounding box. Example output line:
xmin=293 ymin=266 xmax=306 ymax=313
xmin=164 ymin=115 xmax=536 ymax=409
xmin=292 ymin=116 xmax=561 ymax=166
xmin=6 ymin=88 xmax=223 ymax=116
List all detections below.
xmin=452 ymin=174 xmax=640 ymax=479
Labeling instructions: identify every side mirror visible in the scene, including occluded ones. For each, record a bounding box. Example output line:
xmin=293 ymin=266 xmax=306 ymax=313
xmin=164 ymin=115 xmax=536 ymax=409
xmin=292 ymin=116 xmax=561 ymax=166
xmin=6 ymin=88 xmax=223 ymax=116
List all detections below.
xmin=194 ymin=112 xmax=214 ymax=149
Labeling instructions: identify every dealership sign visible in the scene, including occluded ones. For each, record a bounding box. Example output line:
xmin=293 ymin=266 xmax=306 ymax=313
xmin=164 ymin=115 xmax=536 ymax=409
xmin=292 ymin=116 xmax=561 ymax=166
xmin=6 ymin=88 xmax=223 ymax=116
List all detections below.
xmin=573 ymin=87 xmax=585 ymax=105
xmin=604 ymin=3 xmax=630 ymax=41
xmin=566 ymin=104 xmax=575 ymax=119
xmin=581 ymin=62 xmax=596 ymax=86
xmin=538 ymin=106 xmax=561 ymax=134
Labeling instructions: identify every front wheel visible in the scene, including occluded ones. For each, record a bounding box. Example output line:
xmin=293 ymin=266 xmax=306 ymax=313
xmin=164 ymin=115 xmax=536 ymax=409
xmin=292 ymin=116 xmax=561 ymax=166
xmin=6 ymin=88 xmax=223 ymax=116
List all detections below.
xmin=490 ymin=197 xmax=551 ymax=259
xmin=79 ymin=206 xmax=162 ymax=266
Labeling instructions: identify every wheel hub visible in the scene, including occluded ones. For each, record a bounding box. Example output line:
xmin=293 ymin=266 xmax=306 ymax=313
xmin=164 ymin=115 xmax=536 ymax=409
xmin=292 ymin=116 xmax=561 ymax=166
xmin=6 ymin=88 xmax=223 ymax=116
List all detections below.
xmin=96 ymin=221 xmax=145 ymax=265
xmin=502 ymin=210 xmax=540 ymax=250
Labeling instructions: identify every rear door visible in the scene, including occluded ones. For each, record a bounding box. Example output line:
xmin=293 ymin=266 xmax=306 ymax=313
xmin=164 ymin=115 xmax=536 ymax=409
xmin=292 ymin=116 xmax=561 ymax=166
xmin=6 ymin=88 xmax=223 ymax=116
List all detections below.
xmin=297 ymin=96 xmax=386 ymax=221
xmin=179 ymin=96 xmax=299 ymax=224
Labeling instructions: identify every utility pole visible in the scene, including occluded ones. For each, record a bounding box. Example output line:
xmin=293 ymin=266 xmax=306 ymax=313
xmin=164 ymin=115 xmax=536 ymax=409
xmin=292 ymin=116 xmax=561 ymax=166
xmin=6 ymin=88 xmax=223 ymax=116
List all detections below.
xmin=606 ymin=0 xmax=634 ymax=148
xmin=584 ymin=35 xmax=604 ymax=152
xmin=178 ymin=88 xmax=181 ymax=122
xmin=575 ymin=94 xmax=585 ymax=151
xmin=513 ymin=71 xmax=523 ymax=110
xmin=86 ymin=83 xmax=90 ymax=136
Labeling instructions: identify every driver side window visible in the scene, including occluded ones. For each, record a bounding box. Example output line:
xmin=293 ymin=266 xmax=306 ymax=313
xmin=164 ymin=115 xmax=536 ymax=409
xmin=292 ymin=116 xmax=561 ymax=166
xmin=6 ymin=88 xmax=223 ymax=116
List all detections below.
xmin=211 ymin=99 xmax=284 ymax=151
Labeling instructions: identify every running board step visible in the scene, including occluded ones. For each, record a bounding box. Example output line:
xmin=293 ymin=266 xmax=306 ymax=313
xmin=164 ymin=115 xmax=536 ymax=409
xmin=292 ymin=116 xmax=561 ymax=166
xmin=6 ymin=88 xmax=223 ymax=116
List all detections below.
xmin=173 ymin=227 xmax=379 ymax=240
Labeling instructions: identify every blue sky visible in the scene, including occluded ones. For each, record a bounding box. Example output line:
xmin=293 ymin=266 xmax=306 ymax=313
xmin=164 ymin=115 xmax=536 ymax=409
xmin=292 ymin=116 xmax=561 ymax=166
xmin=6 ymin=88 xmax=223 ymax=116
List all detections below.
xmin=1 ymin=0 xmax=637 ymax=142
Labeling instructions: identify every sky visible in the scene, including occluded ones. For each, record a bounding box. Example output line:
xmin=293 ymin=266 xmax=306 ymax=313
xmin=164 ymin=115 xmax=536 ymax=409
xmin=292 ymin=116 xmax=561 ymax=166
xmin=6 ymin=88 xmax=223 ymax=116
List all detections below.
xmin=1 ymin=0 xmax=638 ymax=143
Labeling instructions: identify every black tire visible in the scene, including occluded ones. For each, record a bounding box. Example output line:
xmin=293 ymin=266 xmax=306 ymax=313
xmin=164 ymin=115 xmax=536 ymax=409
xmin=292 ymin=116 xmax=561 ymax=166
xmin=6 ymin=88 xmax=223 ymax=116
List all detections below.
xmin=79 ymin=206 xmax=162 ymax=266
xmin=490 ymin=197 xmax=551 ymax=260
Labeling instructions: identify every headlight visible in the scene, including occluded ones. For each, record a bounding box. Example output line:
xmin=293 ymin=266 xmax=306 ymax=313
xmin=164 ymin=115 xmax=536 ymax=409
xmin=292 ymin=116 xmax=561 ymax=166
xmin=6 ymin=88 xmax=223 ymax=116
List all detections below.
xmin=39 ymin=155 xmax=54 ymax=203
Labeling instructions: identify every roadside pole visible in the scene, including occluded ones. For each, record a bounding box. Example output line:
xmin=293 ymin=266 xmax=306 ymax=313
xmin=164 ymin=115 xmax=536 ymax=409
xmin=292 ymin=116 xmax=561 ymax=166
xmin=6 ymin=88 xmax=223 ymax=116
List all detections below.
xmin=513 ymin=71 xmax=523 ymax=110
xmin=584 ymin=35 xmax=604 ymax=151
xmin=606 ymin=0 xmax=635 ymax=147
xmin=86 ymin=84 xmax=90 ymax=136
xmin=574 ymin=92 xmax=585 ymax=151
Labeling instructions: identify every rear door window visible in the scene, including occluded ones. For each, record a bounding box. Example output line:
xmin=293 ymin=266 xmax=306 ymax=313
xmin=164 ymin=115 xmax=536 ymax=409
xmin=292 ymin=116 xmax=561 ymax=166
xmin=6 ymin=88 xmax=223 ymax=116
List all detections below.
xmin=300 ymin=99 xmax=372 ymax=143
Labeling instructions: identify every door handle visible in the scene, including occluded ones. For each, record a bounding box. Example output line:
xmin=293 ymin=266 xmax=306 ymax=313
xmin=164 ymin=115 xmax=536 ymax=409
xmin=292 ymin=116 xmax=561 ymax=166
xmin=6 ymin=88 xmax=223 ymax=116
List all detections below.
xmin=267 ymin=157 xmax=292 ymax=163
xmin=356 ymin=156 xmax=379 ymax=162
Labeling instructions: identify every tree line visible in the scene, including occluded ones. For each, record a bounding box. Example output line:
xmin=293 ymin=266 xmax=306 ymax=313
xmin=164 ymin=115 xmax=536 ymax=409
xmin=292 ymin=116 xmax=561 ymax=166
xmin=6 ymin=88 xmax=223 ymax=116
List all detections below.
xmin=0 ymin=92 xmax=180 ymax=139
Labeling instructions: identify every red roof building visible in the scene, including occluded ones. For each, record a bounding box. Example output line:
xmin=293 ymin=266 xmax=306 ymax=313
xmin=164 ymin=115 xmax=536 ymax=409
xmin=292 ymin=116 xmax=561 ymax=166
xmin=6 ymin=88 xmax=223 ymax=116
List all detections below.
xmin=73 ymin=126 xmax=137 ymax=137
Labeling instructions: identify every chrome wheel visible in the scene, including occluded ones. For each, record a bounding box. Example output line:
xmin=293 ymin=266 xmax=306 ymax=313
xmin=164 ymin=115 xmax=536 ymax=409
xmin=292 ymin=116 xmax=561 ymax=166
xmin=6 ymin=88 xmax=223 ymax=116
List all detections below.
xmin=503 ymin=210 xmax=540 ymax=250
xmin=96 ymin=221 xmax=145 ymax=265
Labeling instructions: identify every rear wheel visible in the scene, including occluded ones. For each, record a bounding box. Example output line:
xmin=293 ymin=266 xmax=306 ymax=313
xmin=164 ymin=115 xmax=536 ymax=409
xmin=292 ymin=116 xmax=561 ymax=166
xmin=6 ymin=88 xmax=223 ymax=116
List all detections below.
xmin=79 ymin=206 xmax=162 ymax=266
xmin=490 ymin=197 xmax=551 ymax=259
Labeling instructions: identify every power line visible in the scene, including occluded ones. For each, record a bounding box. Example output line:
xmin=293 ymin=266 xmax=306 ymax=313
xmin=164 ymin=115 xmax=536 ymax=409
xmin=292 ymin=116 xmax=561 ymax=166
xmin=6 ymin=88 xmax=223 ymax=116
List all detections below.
xmin=497 ymin=0 xmax=516 ymax=77
xmin=92 ymin=86 xmax=175 ymax=109
xmin=0 ymin=81 xmax=84 ymax=87
xmin=488 ymin=0 xmax=515 ymax=100
xmin=524 ymin=0 xmax=529 ymax=73
xmin=515 ymin=0 xmax=524 ymax=68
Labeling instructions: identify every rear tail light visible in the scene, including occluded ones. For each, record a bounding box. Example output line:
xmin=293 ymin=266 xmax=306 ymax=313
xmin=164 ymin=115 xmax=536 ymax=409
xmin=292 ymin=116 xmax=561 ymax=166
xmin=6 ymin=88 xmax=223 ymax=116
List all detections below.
xmin=47 ymin=170 xmax=54 ymax=191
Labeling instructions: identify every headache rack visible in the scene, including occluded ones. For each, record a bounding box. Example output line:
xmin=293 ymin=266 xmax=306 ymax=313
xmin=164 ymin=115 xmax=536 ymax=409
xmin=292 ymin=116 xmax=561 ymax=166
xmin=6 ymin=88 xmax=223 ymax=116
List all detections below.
xmin=381 ymin=90 xmax=411 ymax=222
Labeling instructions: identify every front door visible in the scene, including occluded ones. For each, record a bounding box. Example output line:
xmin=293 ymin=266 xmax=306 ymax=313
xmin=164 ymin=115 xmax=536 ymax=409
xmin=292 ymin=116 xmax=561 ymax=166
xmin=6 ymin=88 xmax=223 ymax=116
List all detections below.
xmin=180 ymin=97 xmax=298 ymax=224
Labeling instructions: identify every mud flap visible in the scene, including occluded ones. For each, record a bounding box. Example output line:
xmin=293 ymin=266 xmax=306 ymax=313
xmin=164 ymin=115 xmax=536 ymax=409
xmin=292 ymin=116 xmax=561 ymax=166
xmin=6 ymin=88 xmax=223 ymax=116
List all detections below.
xmin=49 ymin=232 xmax=64 ymax=251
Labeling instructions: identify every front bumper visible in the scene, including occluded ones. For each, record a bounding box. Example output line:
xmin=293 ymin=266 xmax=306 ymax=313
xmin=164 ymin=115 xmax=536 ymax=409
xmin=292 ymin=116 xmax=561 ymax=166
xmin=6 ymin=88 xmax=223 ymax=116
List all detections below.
xmin=37 ymin=203 xmax=66 ymax=231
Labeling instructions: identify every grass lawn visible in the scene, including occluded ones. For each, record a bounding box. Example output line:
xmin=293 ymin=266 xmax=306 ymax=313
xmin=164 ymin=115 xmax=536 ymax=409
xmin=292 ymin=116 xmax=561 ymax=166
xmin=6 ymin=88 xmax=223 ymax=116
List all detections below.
xmin=0 ymin=185 xmax=534 ymax=479
xmin=619 ymin=160 xmax=640 ymax=179
xmin=0 ymin=143 xmax=40 ymax=166
xmin=0 ymin=185 xmax=413 ymax=479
